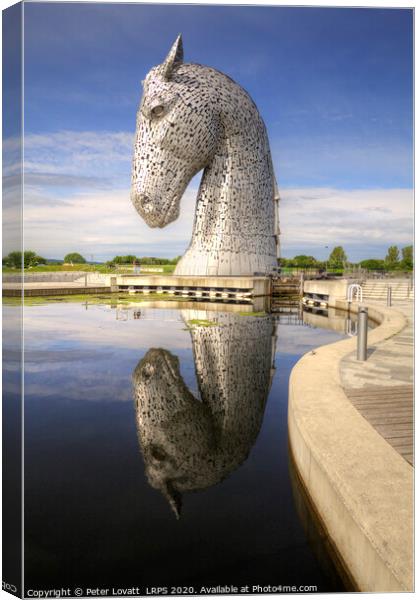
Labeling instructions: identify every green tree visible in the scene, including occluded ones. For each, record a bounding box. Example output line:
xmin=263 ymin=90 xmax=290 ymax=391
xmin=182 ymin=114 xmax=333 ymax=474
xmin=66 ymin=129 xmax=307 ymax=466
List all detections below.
xmin=292 ymin=255 xmax=319 ymax=268
xmin=359 ymin=259 xmax=385 ymax=271
xmin=26 ymin=252 xmax=47 ymax=267
xmin=328 ymin=246 xmax=347 ymax=269
xmin=64 ymin=252 xmax=86 ymax=264
xmin=139 ymin=256 xmax=171 ymax=265
xmin=111 ymin=255 xmax=137 ymax=265
xmin=400 ymin=245 xmax=413 ymax=271
xmin=3 ymin=250 xmax=46 ymax=269
xmin=384 ymin=246 xmax=400 ymax=270
xmin=3 ymin=251 xmax=22 ymax=269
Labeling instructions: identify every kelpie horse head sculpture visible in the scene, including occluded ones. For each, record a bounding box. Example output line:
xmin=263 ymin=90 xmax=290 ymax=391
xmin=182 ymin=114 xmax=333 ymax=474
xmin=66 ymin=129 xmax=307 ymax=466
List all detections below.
xmin=133 ymin=311 xmax=277 ymax=518
xmin=131 ymin=36 xmax=280 ymax=276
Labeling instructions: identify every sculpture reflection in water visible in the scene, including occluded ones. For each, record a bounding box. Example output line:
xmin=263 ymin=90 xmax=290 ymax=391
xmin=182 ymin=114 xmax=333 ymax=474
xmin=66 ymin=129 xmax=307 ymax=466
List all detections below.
xmin=133 ymin=311 xmax=277 ymax=518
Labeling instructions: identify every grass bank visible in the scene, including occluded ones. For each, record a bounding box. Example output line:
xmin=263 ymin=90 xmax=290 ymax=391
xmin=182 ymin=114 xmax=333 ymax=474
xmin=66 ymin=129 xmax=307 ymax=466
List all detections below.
xmin=3 ymin=263 xmax=176 ymax=274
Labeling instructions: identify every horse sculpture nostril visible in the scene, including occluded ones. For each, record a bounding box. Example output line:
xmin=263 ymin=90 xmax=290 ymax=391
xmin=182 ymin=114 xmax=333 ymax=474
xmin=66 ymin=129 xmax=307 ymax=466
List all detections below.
xmin=137 ymin=194 xmax=153 ymax=214
xmin=138 ymin=193 xmax=150 ymax=207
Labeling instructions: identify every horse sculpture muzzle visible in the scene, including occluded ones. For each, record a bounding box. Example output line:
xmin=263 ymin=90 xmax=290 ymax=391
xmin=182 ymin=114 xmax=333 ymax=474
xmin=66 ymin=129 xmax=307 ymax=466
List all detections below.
xmin=131 ymin=127 xmax=187 ymax=228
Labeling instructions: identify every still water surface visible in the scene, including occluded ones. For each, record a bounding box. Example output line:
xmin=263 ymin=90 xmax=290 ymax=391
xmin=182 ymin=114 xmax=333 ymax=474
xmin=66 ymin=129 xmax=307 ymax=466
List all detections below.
xmin=5 ymin=300 xmax=358 ymax=592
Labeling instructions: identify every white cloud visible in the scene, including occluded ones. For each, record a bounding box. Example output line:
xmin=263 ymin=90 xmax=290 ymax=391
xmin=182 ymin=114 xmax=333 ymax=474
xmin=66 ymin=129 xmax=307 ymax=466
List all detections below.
xmin=24 ymin=130 xmax=134 ymax=186
xmin=20 ymin=304 xmax=193 ymax=353
xmin=3 ymin=131 xmax=413 ymax=261
xmin=279 ymin=187 xmax=413 ymax=259
xmin=20 ymin=184 xmax=413 ymax=261
xmin=23 ymin=185 xmax=196 ymax=259
xmin=24 ymin=130 xmax=133 ymax=159
xmin=10 ymin=128 xmax=198 ymax=258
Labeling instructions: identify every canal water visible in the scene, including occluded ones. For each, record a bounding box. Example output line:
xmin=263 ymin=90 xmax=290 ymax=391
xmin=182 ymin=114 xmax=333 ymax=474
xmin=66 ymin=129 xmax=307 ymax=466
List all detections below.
xmin=4 ymin=299 xmax=360 ymax=593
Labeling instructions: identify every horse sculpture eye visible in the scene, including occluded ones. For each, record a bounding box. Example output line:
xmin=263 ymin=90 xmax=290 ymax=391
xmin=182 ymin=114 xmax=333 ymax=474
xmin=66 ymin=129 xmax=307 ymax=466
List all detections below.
xmin=150 ymin=445 xmax=167 ymax=462
xmin=142 ymin=363 xmax=155 ymax=380
xmin=151 ymin=105 xmax=165 ymax=118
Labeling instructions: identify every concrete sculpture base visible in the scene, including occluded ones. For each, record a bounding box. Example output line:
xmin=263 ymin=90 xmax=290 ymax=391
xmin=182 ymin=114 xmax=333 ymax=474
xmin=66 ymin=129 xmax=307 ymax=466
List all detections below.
xmin=108 ymin=274 xmax=271 ymax=298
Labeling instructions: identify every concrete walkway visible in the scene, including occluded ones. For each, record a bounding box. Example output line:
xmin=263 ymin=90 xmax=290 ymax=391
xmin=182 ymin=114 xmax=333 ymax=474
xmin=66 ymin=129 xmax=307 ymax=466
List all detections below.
xmin=340 ymin=300 xmax=414 ymax=465
xmin=288 ymin=292 xmax=413 ymax=591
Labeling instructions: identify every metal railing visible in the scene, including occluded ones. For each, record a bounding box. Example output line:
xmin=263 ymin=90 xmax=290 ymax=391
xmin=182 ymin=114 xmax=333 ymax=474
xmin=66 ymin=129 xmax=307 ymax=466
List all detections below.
xmin=347 ymin=283 xmax=363 ymax=303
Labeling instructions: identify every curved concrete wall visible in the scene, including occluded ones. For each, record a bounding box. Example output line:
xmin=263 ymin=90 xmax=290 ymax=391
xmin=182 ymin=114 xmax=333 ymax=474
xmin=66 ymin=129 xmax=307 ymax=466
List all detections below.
xmin=288 ymin=300 xmax=413 ymax=591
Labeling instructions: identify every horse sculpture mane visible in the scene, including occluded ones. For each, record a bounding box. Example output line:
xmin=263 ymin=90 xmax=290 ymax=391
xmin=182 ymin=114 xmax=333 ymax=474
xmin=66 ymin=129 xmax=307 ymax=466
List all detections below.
xmin=131 ymin=35 xmax=280 ymax=277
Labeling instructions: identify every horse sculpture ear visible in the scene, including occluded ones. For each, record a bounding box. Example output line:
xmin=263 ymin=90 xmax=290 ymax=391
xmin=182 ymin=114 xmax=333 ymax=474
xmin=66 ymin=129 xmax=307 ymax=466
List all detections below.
xmin=162 ymin=480 xmax=182 ymax=520
xmin=161 ymin=34 xmax=183 ymax=80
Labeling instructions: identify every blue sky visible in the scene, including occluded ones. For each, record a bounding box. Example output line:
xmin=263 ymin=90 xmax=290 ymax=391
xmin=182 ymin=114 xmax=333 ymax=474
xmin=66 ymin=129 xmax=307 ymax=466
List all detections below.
xmin=10 ymin=2 xmax=414 ymax=260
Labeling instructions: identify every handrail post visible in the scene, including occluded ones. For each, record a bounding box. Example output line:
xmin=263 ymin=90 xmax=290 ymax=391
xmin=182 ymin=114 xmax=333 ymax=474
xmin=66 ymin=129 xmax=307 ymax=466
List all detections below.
xmin=387 ymin=285 xmax=392 ymax=307
xmin=357 ymin=307 xmax=368 ymax=361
